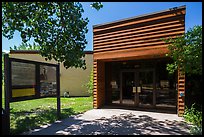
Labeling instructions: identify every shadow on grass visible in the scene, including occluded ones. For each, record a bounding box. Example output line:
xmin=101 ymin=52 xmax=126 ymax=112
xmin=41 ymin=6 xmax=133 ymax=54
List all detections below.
xmin=10 ymin=108 xmax=76 ymax=135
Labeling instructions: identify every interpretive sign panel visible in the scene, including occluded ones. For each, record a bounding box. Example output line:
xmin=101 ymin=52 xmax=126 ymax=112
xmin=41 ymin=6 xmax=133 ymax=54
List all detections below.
xmin=40 ymin=65 xmax=57 ymax=97
xmin=6 ymin=57 xmax=60 ymax=102
xmin=11 ymin=62 xmax=36 ymax=99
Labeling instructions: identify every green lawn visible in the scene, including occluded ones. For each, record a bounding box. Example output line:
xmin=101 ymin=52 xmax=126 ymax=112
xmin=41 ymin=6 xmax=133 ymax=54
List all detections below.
xmin=2 ymin=85 xmax=93 ymax=135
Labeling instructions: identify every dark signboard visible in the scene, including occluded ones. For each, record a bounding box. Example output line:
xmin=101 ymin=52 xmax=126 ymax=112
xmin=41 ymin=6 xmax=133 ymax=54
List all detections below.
xmin=3 ymin=54 xmax=61 ymax=134
xmin=7 ymin=57 xmax=59 ymax=102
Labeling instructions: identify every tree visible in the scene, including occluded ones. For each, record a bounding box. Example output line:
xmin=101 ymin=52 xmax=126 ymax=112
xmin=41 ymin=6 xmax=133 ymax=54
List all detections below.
xmin=164 ymin=25 xmax=202 ymax=76
xmin=10 ymin=42 xmax=40 ymax=50
xmin=164 ymin=25 xmax=202 ymax=120
xmin=2 ymin=2 xmax=103 ymax=69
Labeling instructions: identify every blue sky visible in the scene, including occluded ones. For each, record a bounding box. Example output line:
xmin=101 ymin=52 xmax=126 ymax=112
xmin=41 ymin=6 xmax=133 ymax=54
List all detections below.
xmin=2 ymin=2 xmax=202 ymax=53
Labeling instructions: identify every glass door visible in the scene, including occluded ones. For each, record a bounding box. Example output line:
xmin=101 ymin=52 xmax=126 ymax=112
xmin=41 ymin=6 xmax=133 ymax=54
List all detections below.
xmin=138 ymin=70 xmax=154 ymax=107
xmin=121 ymin=72 xmax=135 ymax=105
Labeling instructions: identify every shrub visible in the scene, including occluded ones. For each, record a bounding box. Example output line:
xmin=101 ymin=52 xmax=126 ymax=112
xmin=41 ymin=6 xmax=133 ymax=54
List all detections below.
xmin=183 ymin=103 xmax=202 ymax=135
xmin=86 ymin=69 xmax=93 ymax=96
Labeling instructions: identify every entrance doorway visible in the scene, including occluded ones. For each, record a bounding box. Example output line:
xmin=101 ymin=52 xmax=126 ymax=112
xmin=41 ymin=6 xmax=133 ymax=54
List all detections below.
xmin=121 ymin=69 xmax=155 ymax=107
xmin=108 ymin=58 xmax=177 ymax=112
xmin=121 ymin=72 xmax=135 ymax=105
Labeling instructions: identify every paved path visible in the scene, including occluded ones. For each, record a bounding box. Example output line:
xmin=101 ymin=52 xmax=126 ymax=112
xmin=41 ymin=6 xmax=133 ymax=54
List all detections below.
xmin=22 ymin=107 xmax=191 ymax=135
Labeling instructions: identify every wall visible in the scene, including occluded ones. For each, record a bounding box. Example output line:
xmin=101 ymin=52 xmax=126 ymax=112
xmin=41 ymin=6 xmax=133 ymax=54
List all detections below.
xmin=10 ymin=51 xmax=93 ymax=97
xmin=93 ymin=6 xmax=185 ymax=61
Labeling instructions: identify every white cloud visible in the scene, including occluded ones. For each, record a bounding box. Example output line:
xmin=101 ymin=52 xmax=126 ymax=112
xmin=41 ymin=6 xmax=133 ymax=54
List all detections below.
xmin=2 ymin=49 xmax=10 ymax=53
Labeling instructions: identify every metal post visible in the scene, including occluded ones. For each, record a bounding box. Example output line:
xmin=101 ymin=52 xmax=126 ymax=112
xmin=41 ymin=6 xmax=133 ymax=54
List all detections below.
xmin=56 ymin=63 xmax=60 ymax=119
xmin=4 ymin=54 xmax=10 ymax=135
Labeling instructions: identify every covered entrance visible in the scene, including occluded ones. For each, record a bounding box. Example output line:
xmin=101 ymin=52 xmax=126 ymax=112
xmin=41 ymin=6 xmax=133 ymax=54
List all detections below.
xmin=93 ymin=6 xmax=186 ymax=116
xmin=107 ymin=58 xmax=177 ymax=113
xmin=120 ymin=69 xmax=154 ymax=107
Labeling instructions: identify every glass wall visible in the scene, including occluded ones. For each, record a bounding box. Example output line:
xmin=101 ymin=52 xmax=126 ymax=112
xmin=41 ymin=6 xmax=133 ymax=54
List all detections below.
xmin=106 ymin=57 xmax=177 ymax=111
xmin=138 ymin=71 xmax=154 ymax=107
xmin=155 ymin=60 xmax=177 ymax=109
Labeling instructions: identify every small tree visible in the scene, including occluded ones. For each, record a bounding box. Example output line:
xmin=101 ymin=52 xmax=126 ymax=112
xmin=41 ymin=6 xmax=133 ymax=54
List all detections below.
xmin=86 ymin=69 xmax=93 ymax=96
xmin=164 ymin=25 xmax=202 ymax=135
xmin=164 ymin=25 xmax=202 ymax=76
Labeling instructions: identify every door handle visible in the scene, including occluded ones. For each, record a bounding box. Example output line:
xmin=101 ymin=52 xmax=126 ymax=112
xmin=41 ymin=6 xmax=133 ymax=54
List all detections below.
xmin=132 ymin=87 xmax=136 ymax=93
xmin=137 ymin=87 xmax=141 ymax=93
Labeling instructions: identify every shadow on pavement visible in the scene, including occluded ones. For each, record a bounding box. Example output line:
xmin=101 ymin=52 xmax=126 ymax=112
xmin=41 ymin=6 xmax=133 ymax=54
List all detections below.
xmin=22 ymin=111 xmax=191 ymax=135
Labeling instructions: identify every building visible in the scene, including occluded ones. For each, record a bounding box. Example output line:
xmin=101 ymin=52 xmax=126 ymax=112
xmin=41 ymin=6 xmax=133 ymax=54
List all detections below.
xmin=9 ymin=50 xmax=93 ymax=97
xmin=93 ymin=6 xmax=186 ymax=116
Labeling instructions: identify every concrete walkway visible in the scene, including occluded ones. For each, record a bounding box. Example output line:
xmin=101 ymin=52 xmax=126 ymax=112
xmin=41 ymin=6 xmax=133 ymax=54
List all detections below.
xmin=22 ymin=107 xmax=191 ymax=135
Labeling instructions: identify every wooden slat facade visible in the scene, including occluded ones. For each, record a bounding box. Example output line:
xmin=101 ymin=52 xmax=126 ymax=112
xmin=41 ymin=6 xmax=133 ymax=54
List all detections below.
xmin=93 ymin=6 xmax=186 ymax=116
xmin=177 ymin=68 xmax=185 ymax=116
xmin=93 ymin=60 xmax=105 ymax=108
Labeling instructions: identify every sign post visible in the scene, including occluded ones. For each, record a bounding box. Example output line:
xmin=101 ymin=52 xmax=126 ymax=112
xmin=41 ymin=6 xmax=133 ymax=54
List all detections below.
xmin=4 ymin=54 xmax=11 ymax=135
xmin=56 ymin=63 xmax=60 ymax=119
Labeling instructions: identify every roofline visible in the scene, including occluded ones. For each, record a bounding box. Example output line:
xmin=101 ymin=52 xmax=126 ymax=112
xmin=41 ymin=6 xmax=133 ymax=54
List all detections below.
xmin=10 ymin=50 xmax=93 ymax=54
xmin=93 ymin=5 xmax=186 ymax=28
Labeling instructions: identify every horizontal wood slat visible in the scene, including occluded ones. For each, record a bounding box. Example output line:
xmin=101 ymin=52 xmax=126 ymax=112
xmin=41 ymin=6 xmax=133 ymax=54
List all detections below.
xmin=94 ymin=27 xmax=184 ymax=47
xmin=95 ymin=41 xmax=169 ymax=53
xmin=178 ymin=83 xmax=185 ymax=86
xmin=94 ymin=23 xmax=184 ymax=43
xmin=93 ymin=6 xmax=185 ymax=62
xmin=94 ymin=9 xmax=185 ymax=32
xmin=94 ymin=18 xmax=183 ymax=39
xmin=94 ymin=30 xmax=184 ymax=49
xmin=179 ymin=107 xmax=185 ymax=110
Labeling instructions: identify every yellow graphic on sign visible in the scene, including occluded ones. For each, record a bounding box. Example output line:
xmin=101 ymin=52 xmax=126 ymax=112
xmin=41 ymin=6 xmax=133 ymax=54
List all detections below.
xmin=12 ymin=88 xmax=35 ymax=98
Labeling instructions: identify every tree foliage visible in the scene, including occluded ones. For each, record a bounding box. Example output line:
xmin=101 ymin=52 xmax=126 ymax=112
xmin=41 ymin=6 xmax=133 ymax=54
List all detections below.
xmin=2 ymin=2 xmax=103 ymax=69
xmin=164 ymin=25 xmax=202 ymax=75
xmin=10 ymin=42 xmax=40 ymax=50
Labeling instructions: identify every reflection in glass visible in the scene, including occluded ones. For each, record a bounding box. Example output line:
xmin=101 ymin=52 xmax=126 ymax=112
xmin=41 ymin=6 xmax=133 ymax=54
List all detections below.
xmin=122 ymin=72 xmax=135 ymax=105
xmin=155 ymin=61 xmax=177 ymax=109
xmin=139 ymin=71 xmax=153 ymax=107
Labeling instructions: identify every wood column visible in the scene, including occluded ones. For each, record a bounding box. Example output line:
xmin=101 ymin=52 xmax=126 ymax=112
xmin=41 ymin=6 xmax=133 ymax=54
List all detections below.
xmin=93 ymin=60 xmax=105 ymax=108
xmin=177 ymin=68 xmax=185 ymax=116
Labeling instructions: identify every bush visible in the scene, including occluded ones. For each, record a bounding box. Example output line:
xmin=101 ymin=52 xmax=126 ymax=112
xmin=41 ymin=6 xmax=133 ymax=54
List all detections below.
xmin=183 ymin=103 xmax=202 ymax=135
xmin=86 ymin=69 xmax=93 ymax=96
xmin=190 ymin=126 xmax=202 ymax=135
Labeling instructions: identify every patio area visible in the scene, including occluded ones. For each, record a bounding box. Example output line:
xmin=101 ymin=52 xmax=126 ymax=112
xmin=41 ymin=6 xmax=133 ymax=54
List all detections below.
xmin=22 ymin=106 xmax=191 ymax=135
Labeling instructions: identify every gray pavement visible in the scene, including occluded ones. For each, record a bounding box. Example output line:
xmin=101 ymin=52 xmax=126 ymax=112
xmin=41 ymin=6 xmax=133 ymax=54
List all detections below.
xmin=22 ymin=106 xmax=191 ymax=135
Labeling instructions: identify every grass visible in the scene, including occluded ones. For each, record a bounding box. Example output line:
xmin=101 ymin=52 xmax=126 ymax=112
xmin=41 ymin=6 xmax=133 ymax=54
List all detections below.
xmin=2 ymin=84 xmax=93 ymax=135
